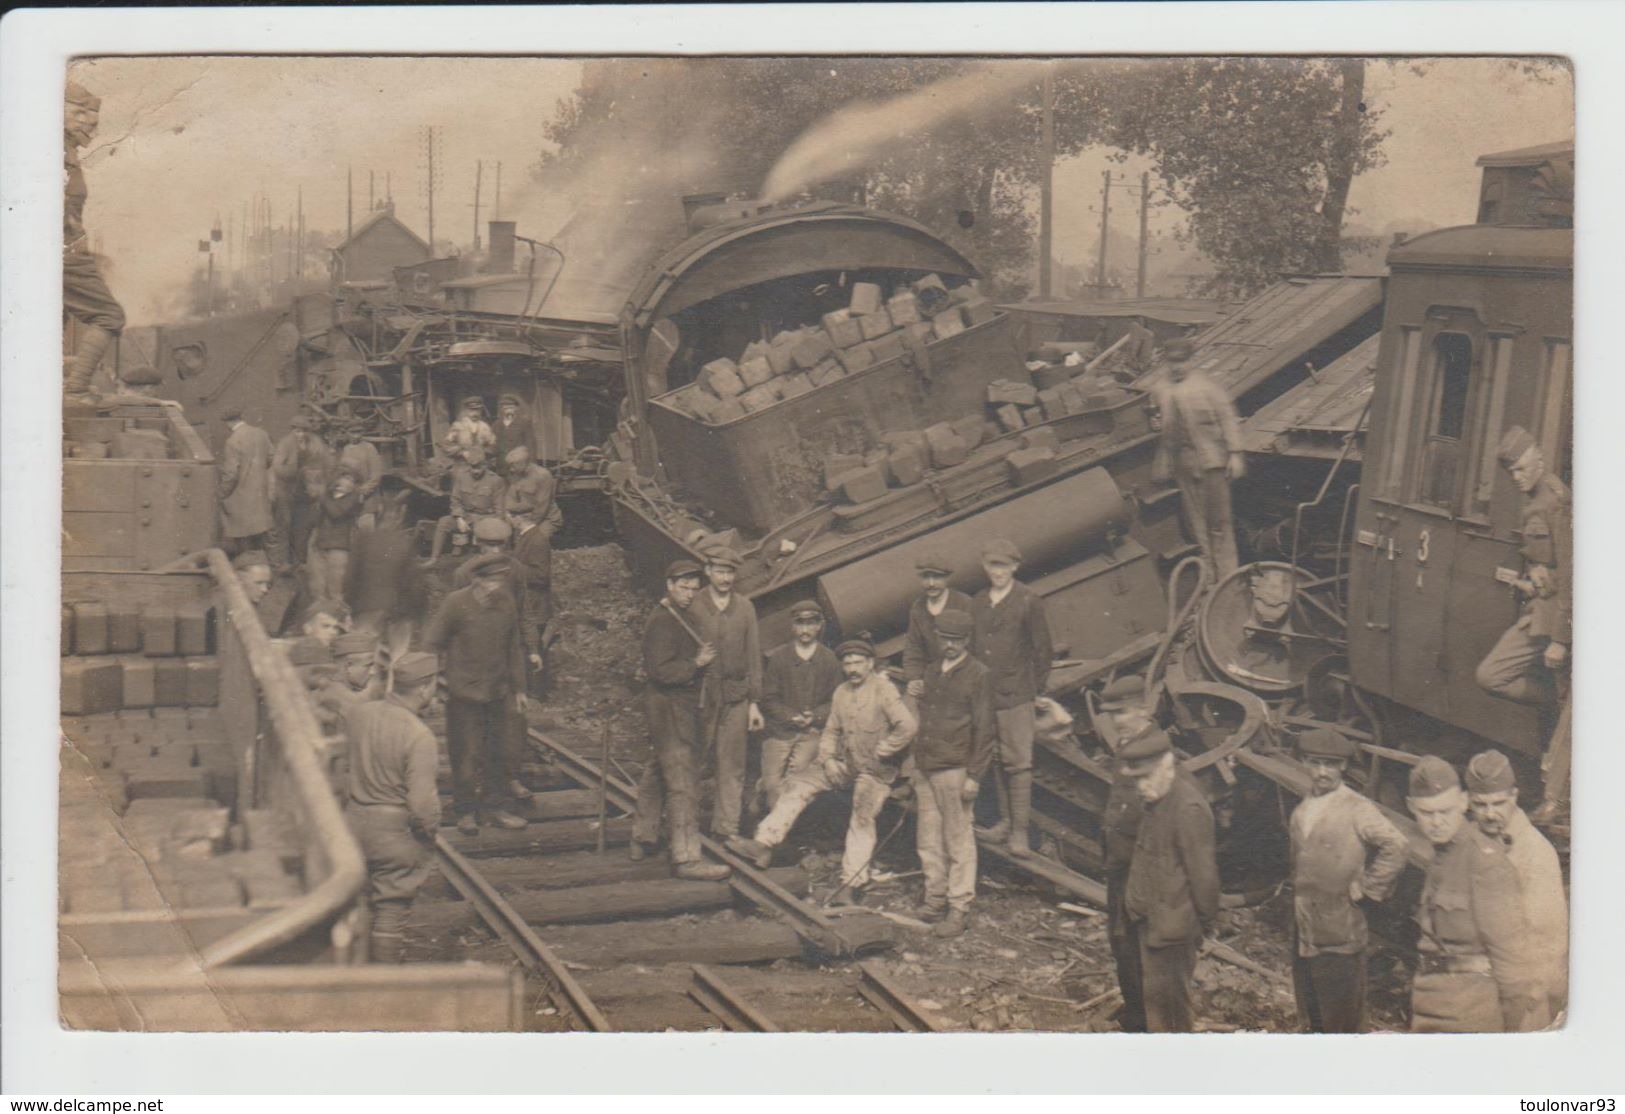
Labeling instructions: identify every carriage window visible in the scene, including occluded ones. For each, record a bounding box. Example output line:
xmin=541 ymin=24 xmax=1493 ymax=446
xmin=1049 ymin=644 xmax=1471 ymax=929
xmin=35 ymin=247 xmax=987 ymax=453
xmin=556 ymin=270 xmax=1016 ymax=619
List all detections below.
xmin=1379 ymin=327 xmax=1423 ymax=500
xmin=1539 ymin=339 xmax=1572 ymax=484
xmin=1471 ymin=335 xmax=1515 ymax=515
xmin=1417 ymin=332 xmax=1473 ymax=508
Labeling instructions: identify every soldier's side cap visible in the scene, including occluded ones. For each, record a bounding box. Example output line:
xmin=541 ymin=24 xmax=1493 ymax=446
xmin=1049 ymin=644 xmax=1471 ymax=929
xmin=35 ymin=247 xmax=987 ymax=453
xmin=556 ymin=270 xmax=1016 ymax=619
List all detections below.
xmin=914 ymin=551 xmax=954 ymax=575
xmin=703 ymin=545 xmax=743 ymax=569
xmin=665 ymin=558 xmax=704 ymax=582
xmin=1117 ymin=726 xmax=1173 ymax=765
xmin=1297 ymin=727 xmax=1357 ymax=761
xmin=1163 ymin=339 xmax=1195 ymax=362
xmin=393 ymin=652 xmax=439 ymax=687
xmin=332 ymin=631 xmax=379 ymax=657
xmin=935 ymin=608 xmax=973 ymax=639
xmin=1408 ymin=755 xmax=1460 ymax=799
xmin=836 ymin=637 xmax=876 ymax=659
xmin=232 ymin=549 xmax=271 ymax=571
xmin=66 ymin=82 xmax=101 ymax=110
xmin=790 ymin=600 xmax=824 ymax=620
xmin=1497 ymin=425 xmax=1537 ymax=466
xmin=466 ymin=552 xmax=512 ymax=578
xmin=473 ymin=517 xmax=513 ymax=543
xmin=465 ymin=447 xmax=488 ymax=465
xmin=122 ymin=365 xmax=163 ymax=387
xmin=982 ymin=538 xmax=1022 ymax=565
xmin=1465 ymin=749 xmax=1518 ymax=794
xmin=1099 ymin=675 xmax=1147 ymax=707
xmin=504 ymin=446 xmax=530 ymax=465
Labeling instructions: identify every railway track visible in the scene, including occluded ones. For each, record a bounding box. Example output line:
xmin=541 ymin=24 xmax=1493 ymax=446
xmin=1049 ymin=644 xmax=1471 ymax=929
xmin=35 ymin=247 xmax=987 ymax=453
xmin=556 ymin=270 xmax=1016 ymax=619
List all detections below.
xmin=411 ymin=728 xmax=941 ymax=1032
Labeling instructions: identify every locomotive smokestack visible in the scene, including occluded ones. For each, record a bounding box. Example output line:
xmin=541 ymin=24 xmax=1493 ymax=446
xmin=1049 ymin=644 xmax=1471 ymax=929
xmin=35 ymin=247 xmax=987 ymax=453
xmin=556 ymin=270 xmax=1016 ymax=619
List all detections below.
xmin=487 ymin=221 xmax=516 ymax=273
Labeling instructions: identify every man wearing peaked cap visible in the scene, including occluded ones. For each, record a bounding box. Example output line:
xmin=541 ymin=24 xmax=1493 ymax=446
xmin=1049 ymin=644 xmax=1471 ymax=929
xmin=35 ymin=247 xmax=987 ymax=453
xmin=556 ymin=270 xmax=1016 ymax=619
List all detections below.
xmin=692 ymin=541 xmax=763 ymax=840
xmin=629 ymin=557 xmax=730 ymax=881
xmin=1407 ymin=754 xmax=1548 ymax=1032
xmin=754 ymin=600 xmax=841 ymax=812
xmin=1286 ymin=727 xmax=1407 ymax=1032
xmin=903 ymin=550 xmax=974 ymax=703
xmin=1151 ymin=328 xmax=1244 ymax=579
xmin=969 ymin=536 xmax=1053 ymax=859
xmin=1119 ymin=727 xmax=1219 ymax=1032
xmin=441 ymin=397 xmax=496 ymax=466
xmin=270 ymin=410 xmax=334 ymax=571
xmin=343 ymin=648 xmax=441 ymax=963
xmin=424 ymin=542 xmax=531 ymax=835
xmin=493 ymin=393 xmax=538 ymax=466
xmin=1465 ymin=750 xmax=1568 ymax=1018
xmin=908 ymin=607 xmax=994 ymax=938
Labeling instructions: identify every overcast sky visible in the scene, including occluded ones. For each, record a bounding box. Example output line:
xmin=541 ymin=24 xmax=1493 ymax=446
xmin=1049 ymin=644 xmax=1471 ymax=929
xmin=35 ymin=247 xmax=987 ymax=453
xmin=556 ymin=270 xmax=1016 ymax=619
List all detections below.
xmin=73 ymin=55 xmax=1572 ymax=324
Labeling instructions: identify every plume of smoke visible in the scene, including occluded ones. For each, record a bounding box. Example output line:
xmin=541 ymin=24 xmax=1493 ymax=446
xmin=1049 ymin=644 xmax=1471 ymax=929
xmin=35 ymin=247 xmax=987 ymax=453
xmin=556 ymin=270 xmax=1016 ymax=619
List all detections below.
xmin=759 ymin=63 xmax=1041 ymax=204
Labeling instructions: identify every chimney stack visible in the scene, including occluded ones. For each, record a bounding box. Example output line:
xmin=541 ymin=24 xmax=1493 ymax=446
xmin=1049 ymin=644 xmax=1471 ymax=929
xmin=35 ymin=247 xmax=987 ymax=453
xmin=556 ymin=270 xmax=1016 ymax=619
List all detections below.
xmin=487 ymin=221 xmax=516 ymax=273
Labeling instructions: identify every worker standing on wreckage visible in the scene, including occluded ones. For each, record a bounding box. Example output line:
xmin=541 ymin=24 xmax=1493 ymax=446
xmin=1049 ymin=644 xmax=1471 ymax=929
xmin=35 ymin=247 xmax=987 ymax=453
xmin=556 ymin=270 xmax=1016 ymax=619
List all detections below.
xmin=691 ymin=546 xmax=764 ymax=841
xmin=63 ymin=81 xmax=127 ymax=409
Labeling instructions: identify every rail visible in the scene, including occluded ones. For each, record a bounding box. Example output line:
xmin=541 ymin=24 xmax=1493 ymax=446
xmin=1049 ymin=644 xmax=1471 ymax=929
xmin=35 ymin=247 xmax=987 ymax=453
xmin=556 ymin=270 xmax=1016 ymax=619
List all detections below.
xmin=190 ymin=547 xmax=366 ymax=969
xmin=857 ymin=961 xmax=947 ymax=1032
xmin=434 ymin=836 xmax=612 ymax=1031
xmin=688 ymin=964 xmax=782 ymax=1032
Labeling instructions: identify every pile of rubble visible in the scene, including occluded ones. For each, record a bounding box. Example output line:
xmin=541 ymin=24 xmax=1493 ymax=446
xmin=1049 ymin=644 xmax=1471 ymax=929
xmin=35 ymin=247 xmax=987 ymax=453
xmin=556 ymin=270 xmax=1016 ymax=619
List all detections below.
xmin=665 ymin=274 xmax=997 ymax=425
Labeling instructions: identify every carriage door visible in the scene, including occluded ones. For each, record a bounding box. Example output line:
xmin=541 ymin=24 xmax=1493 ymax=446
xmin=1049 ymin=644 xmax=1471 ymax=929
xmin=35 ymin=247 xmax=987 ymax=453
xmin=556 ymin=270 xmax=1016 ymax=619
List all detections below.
xmin=1382 ymin=324 xmax=1475 ymax=719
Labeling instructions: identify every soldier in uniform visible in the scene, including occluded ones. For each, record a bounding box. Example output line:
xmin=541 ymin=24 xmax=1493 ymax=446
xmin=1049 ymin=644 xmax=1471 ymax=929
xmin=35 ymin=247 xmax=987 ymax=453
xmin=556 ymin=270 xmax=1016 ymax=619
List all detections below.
xmin=1096 ymin=675 xmax=1155 ymax=1031
xmin=629 ymin=560 xmax=730 ymax=882
xmin=312 ymin=630 xmax=383 ymax=732
xmin=1406 ymin=755 xmax=1548 ymax=1032
xmin=901 ymin=551 xmax=974 ymax=705
xmin=427 ymin=448 xmax=506 ymax=564
xmin=231 ymin=549 xmax=274 ymax=607
xmin=503 ymin=445 xmax=564 ymax=541
xmin=342 ymin=651 xmax=442 ymax=962
xmin=336 ymin=422 xmax=384 ymax=530
xmin=1120 ymin=727 xmax=1219 ymax=1032
xmin=1287 ymin=728 xmax=1409 ymax=1032
xmin=969 ymin=538 xmax=1053 ymax=858
xmin=1464 ymin=749 xmax=1568 ymax=1019
xmin=909 ymin=609 xmax=994 ymax=939
xmin=692 ymin=546 xmax=764 ymax=840
xmin=1475 ymin=425 xmax=1571 ymax=708
xmin=756 ymin=601 xmax=841 ymax=812
xmin=63 ymin=81 xmax=127 ymax=408
xmin=1152 ymin=339 xmax=1245 ymax=578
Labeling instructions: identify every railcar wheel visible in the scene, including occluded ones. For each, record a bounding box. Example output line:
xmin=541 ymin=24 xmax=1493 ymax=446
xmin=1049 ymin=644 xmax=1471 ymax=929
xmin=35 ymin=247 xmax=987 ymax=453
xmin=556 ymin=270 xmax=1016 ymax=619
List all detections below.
xmin=1197 ymin=562 xmax=1347 ymax=696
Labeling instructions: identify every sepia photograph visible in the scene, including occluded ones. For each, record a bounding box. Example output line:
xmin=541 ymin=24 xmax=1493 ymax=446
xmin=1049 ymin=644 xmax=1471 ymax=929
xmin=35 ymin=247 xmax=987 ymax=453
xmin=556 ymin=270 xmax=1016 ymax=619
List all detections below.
xmin=47 ymin=46 xmax=1576 ymax=1042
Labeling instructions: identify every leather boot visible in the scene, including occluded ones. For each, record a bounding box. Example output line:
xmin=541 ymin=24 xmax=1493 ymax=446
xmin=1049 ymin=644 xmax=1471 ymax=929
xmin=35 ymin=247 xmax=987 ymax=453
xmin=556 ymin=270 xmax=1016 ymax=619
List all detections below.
xmin=976 ymin=767 xmax=1012 ymax=842
xmin=932 ymin=908 xmax=968 ymax=938
xmin=674 ymin=860 xmax=731 ymax=882
xmin=64 ymin=325 xmax=114 ymax=409
xmin=1007 ymin=771 xmax=1034 ymax=858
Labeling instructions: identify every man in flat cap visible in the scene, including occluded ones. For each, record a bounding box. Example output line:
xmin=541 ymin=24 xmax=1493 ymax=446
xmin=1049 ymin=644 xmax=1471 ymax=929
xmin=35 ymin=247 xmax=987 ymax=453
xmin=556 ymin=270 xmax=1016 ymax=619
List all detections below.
xmin=343 ymin=651 xmax=442 ymax=962
xmin=218 ymin=407 xmax=275 ymax=557
xmin=1120 ymin=727 xmax=1219 ymax=1032
xmin=910 ymin=608 xmax=995 ymax=938
xmin=969 ymin=538 xmax=1053 ymax=858
xmin=442 ymin=396 xmax=496 ymax=464
xmin=308 ymin=464 xmax=365 ymax=605
xmin=63 ymin=80 xmax=127 ymax=408
xmin=1152 ymin=338 xmax=1244 ymax=578
xmin=1476 ymin=426 xmax=1571 ymax=706
xmin=427 ymin=447 xmax=506 ymax=565
xmin=452 ymin=516 xmax=514 ymax=589
xmin=503 ymin=445 xmax=563 ymax=541
xmin=1094 ymin=674 xmax=1157 ymax=1031
xmin=508 ymin=499 xmax=555 ymax=697
xmin=728 ymin=637 xmax=915 ymax=904
xmin=1466 ymin=749 xmax=1568 ymax=1018
xmin=756 ymin=600 xmax=841 ymax=812
xmin=1288 ymin=728 xmax=1409 ymax=1032
xmin=1407 ymin=755 xmax=1547 ymax=1032
xmin=901 ymin=551 xmax=974 ymax=706
xmin=424 ymin=552 xmax=530 ymax=834
xmin=630 ymin=560 xmax=730 ymax=881
xmin=270 ymin=414 xmax=334 ymax=572
xmin=493 ymin=394 xmax=537 ymax=466
xmin=692 ymin=545 xmax=764 ymax=840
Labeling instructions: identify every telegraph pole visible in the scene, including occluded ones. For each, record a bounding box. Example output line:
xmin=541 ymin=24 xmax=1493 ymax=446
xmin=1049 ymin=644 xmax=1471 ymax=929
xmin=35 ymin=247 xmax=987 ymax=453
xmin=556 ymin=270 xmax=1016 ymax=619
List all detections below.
xmin=297 ymin=185 xmax=305 ymax=281
xmin=424 ymin=126 xmax=437 ymax=254
xmin=1096 ymin=170 xmax=1111 ymax=291
xmin=494 ymin=161 xmax=503 ymax=220
xmin=369 ymin=169 xmax=375 ymax=213
xmin=1137 ymin=171 xmax=1150 ymax=299
xmin=472 ymin=160 xmax=483 ymax=253
xmin=1038 ymin=66 xmax=1054 ymax=299
xmin=347 ymin=165 xmax=354 ymax=243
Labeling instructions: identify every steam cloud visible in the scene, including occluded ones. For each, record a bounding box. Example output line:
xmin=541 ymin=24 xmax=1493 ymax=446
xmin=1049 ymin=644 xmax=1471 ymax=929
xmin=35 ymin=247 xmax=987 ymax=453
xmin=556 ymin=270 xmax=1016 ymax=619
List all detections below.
xmin=759 ymin=63 xmax=1041 ymax=204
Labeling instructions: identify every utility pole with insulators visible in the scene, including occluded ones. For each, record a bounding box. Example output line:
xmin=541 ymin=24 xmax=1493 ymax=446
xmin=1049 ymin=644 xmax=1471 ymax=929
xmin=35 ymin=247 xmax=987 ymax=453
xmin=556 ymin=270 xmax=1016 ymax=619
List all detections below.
xmin=1096 ymin=170 xmax=1112 ymax=292
xmin=423 ymin=125 xmax=439 ymax=255
xmin=494 ymin=161 xmax=503 ymax=220
xmin=472 ymin=160 xmax=483 ymax=253
xmin=1038 ymin=65 xmax=1054 ymax=299
xmin=1137 ymin=172 xmax=1150 ymax=299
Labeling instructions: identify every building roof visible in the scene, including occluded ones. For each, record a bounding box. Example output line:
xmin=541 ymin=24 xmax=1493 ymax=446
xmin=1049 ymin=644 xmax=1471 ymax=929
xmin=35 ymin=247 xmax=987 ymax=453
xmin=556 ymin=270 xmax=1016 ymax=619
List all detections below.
xmin=1387 ymin=224 xmax=1572 ymax=271
xmin=1475 ymin=140 xmax=1575 ymax=168
xmin=335 ymin=208 xmax=430 ymax=255
xmin=999 ymin=297 xmax=1230 ymax=327
xmin=1242 ymin=332 xmax=1378 ymax=459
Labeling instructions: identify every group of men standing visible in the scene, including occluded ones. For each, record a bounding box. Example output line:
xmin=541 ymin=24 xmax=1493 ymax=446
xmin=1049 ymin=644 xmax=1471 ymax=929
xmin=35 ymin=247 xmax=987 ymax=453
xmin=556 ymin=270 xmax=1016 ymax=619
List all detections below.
xmin=631 ymin=537 xmax=1050 ymax=939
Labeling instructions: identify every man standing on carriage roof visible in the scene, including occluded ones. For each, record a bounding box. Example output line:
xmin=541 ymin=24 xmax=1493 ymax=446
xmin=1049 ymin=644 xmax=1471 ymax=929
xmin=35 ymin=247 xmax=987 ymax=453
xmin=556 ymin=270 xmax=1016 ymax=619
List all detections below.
xmin=63 ymin=81 xmax=127 ymax=409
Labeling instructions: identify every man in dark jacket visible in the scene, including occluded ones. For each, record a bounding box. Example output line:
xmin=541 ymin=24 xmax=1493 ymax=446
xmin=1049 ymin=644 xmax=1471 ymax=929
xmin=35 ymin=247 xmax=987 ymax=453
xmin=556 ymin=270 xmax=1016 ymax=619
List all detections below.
xmin=692 ymin=545 xmax=764 ymax=839
xmin=910 ymin=609 xmax=995 ymax=939
xmin=1096 ymin=674 xmax=1156 ymax=1032
xmin=1121 ymin=727 xmax=1220 ymax=1032
xmin=756 ymin=601 xmax=842 ymax=811
xmin=423 ymin=553 xmax=529 ymax=834
xmin=269 ymin=414 xmax=333 ymax=571
xmin=509 ymin=499 xmax=555 ymax=698
xmin=901 ymin=551 xmax=975 ymax=703
xmin=346 ymin=489 xmax=426 ymax=654
xmin=969 ymin=538 xmax=1053 ymax=857
xmin=493 ymin=394 xmax=537 ymax=464
xmin=308 ymin=465 xmax=364 ymax=603
xmin=1288 ymin=728 xmax=1409 ymax=1032
xmin=630 ymin=560 xmax=730 ymax=881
